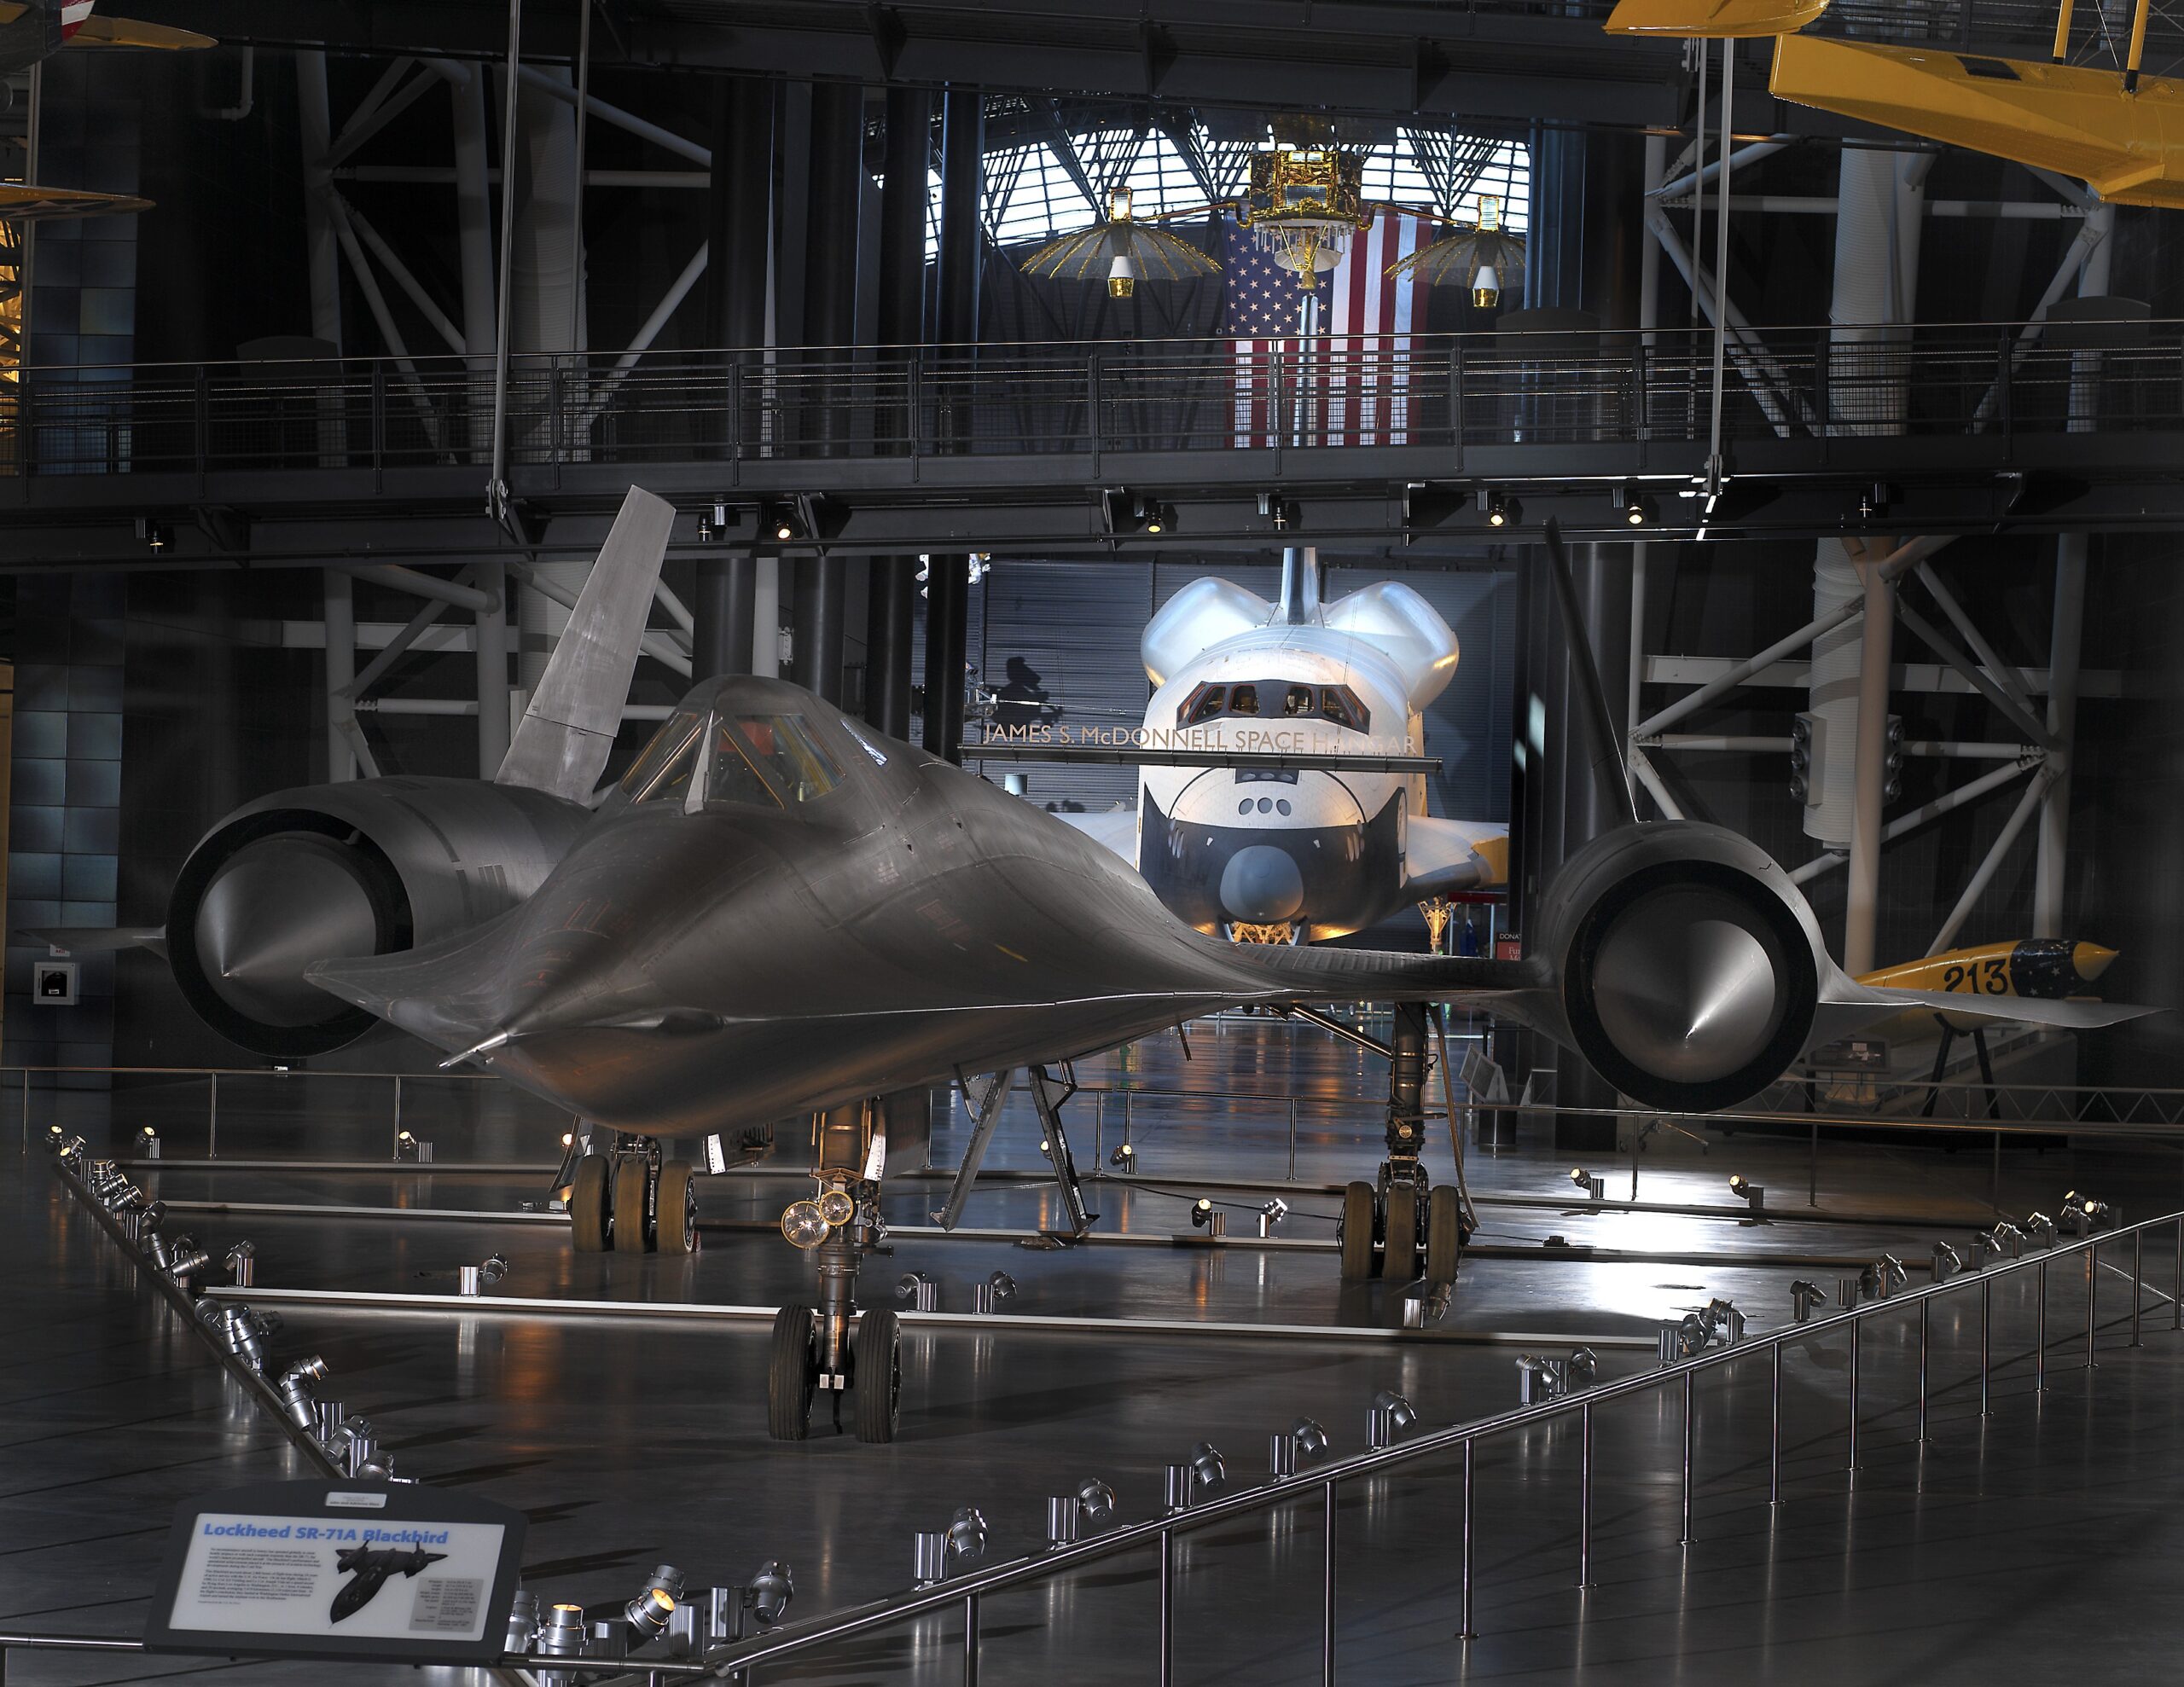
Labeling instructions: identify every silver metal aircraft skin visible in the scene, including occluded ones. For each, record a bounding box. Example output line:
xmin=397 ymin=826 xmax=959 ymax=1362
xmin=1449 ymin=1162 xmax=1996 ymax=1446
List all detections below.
xmin=305 ymin=673 xmax=2151 ymax=1129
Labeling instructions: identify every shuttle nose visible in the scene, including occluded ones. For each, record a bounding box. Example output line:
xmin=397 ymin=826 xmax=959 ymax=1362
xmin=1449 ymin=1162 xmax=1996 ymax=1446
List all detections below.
xmin=1219 ymin=844 xmax=1305 ymax=925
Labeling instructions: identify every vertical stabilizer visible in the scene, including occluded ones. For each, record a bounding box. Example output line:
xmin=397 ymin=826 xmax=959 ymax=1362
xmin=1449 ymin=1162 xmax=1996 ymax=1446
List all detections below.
xmin=495 ymin=486 xmax=676 ymax=803
xmin=1275 ymin=546 xmax=1321 ymax=625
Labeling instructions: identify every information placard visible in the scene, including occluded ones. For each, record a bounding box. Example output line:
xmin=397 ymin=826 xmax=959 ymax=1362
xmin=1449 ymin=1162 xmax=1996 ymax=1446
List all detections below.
xmin=144 ymin=1481 xmax=526 ymax=1664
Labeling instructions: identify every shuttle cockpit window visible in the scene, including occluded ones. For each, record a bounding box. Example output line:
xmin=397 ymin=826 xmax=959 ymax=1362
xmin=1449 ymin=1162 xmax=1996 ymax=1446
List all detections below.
xmin=1176 ymin=681 xmax=1371 ymax=733
xmin=1320 ymin=686 xmax=1370 ymax=732
xmin=702 ymin=715 xmax=845 ymax=810
xmin=622 ymin=709 xmax=706 ymax=805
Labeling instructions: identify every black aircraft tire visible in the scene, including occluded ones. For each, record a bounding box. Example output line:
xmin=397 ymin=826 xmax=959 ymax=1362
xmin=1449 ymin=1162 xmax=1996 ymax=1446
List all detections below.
xmin=1384 ymin=1186 xmax=1420 ymax=1284
xmin=656 ymin=1161 xmax=698 ymax=1254
xmin=1339 ymin=1181 xmax=1377 ymax=1280
xmin=612 ymin=1157 xmax=653 ymax=1254
xmin=570 ymin=1156 xmax=609 ymax=1253
xmin=1426 ymin=1185 xmax=1463 ymax=1285
xmin=853 ymin=1309 xmax=903 ymax=1444
xmin=768 ymin=1306 xmax=818 ymax=1441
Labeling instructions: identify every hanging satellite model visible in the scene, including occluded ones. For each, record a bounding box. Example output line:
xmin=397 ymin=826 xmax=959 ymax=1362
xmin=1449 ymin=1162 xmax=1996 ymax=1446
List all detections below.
xmin=1016 ymin=119 xmax=1527 ymax=302
xmin=1385 ymin=194 xmax=1528 ymax=308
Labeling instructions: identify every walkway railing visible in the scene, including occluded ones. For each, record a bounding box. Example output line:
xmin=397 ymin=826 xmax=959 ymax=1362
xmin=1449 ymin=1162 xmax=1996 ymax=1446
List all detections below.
xmin=699 ymin=1209 xmax=2183 ymax=1683
xmin=5 ymin=319 xmax=2179 ymax=481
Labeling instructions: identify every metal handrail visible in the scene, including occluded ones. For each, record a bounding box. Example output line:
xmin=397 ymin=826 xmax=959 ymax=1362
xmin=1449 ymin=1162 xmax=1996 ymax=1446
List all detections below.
xmin=704 ymin=1209 xmax=2182 ymax=1679
xmin=0 ymin=1631 xmax=716 ymax=1679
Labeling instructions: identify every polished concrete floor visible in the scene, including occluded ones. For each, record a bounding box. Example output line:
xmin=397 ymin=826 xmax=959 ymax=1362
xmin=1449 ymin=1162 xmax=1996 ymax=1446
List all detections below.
xmin=10 ymin=1018 xmax=2184 ymax=1683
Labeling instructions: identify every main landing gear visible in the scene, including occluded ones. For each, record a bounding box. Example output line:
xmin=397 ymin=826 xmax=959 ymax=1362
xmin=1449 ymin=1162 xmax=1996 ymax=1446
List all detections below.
xmin=768 ymin=1099 xmax=902 ymax=1443
xmin=561 ymin=1131 xmax=698 ymax=1255
xmin=1337 ymin=1003 xmax=1472 ymax=1286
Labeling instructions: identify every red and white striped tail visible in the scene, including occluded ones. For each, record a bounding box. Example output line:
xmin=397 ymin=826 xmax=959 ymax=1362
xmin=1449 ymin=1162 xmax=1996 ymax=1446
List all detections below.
xmin=59 ymin=2 xmax=99 ymax=39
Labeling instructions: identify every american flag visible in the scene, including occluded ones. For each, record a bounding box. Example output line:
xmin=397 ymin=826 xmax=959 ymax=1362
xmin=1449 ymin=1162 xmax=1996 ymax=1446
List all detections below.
xmin=1220 ymin=211 xmax=1428 ymax=449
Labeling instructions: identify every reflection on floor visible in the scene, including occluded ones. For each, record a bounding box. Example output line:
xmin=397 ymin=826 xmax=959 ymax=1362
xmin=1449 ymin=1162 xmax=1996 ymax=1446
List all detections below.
xmin=13 ymin=1016 xmax=2184 ymax=1683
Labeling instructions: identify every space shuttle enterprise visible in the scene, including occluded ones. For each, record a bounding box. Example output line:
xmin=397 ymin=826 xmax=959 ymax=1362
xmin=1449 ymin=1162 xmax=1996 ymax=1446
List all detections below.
xmin=1062 ymin=548 xmax=1507 ymax=944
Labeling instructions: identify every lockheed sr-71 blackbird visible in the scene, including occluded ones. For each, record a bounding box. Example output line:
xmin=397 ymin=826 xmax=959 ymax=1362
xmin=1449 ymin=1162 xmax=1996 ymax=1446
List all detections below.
xmin=44 ymin=490 xmax=2149 ymax=1441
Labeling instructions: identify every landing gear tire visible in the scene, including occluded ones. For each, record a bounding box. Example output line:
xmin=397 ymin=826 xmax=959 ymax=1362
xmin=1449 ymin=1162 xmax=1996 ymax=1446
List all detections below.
xmin=853 ymin=1308 xmax=903 ymax=1444
xmin=1426 ymin=1185 xmax=1463 ymax=1285
xmin=570 ymin=1156 xmax=610 ymax=1253
xmin=656 ymin=1160 xmax=697 ymax=1254
xmin=1339 ymin=1181 xmax=1377 ymax=1281
xmin=768 ymin=1305 xmax=818 ymax=1441
xmin=1383 ymin=1186 xmax=1420 ymax=1284
xmin=612 ymin=1157 xmax=653 ymax=1254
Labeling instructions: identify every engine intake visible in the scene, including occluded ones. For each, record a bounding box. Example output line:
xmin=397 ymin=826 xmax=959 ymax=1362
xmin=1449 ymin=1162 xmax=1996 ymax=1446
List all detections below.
xmin=1537 ymin=825 xmax=1824 ymax=1113
xmin=166 ymin=778 xmax=590 ymax=1058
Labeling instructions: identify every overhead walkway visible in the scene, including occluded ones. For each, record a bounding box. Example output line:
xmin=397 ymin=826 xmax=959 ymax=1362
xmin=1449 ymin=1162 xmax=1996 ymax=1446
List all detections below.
xmin=3 ymin=317 xmax=2178 ymax=567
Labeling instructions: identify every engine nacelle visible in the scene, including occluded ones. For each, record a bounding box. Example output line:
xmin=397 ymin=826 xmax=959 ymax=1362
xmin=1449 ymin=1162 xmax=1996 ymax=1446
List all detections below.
xmin=166 ymin=777 xmax=592 ymax=1058
xmin=1530 ymin=822 xmax=1827 ymax=1113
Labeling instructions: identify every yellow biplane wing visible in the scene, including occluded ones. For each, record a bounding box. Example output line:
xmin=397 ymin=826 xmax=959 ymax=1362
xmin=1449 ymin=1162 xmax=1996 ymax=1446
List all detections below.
xmin=67 ymin=14 xmax=216 ymax=49
xmin=1771 ymin=34 xmax=2184 ymax=209
xmin=1603 ymin=0 xmax=1828 ymax=36
xmin=0 ymin=183 xmax=153 ymax=220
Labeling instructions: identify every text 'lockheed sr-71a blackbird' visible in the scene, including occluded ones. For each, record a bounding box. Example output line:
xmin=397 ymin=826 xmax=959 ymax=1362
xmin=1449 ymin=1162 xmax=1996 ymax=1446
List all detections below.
xmin=41 ymin=489 xmax=2151 ymax=1442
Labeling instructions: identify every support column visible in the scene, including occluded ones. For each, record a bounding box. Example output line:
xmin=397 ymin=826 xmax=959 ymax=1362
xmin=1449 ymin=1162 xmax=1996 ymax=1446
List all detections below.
xmin=323 ymin=569 xmax=357 ymax=782
xmin=1843 ymin=551 xmax=1896 ymax=977
xmin=865 ymin=557 xmax=915 ymax=737
xmin=792 ymin=556 xmax=846 ymax=703
xmin=922 ymin=555 xmax=967 ymax=764
xmin=695 ymin=550 xmax=756 ymax=681
xmin=450 ymin=66 xmax=497 ymax=461
xmin=473 ymin=559 xmax=509 ymax=774
xmin=2034 ymin=201 xmax=2111 ymax=936
xmin=694 ymin=77 xmax=772 ymax=682
xmin=934 ymin=88 xmax=982 ymax=349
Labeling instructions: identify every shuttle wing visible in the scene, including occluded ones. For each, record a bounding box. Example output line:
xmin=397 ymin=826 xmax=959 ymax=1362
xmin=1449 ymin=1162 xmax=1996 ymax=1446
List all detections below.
xmin=1403 ymin=815 xmax=1508 ymax=901
xmin=0 ymin=183 xmax=152 ymax=220
xmin=67 ymin=15 xmax=216 ymax=48
xmin=1053 ymin=809 xmax=1136 ymax=861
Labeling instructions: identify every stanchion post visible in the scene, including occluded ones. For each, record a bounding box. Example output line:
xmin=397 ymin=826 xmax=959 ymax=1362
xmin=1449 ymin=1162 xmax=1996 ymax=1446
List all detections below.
xmin=1769 ymin=1342 xmax=1782 ymax=1506
xmin=2132 ymin=1227 xmax=2144 ymax=1347
xmin=1157 ymin=1530 xmax=1173 ymax=1687
xmin=1458 ymin=1439 xmax=1476 ymax=1638
xmin=962 ymin=1591 xmax=979 ymax=1687
xmin=1980 ymin=1278 xmax=1991 ymax=1415
xmin=1321 ymin=1480 xmax=1337 ymax=1685
xmin=1680 ymin=1369 xmax=1694 ymax=1543
xmin=2086 ymin=1239 xmax=2098 ymax=1368
xmin=1578 ymin=1400 xmax=1594 ymax=1587
xmin=208 ymin=1071 xmax=219 ymax=1160
xmin=1847 ymin=1317 xmax=1861 ymax=1475
xmin=2036 ymin=1261 xmax=2048 ymax=1391
xmin=1917 ymin=1297 xmax=1930 ymax=1441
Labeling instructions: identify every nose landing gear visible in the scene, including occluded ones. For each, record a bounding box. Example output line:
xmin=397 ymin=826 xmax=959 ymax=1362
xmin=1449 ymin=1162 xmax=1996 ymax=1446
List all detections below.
xmin=1335 ymin=1003 xmax=1472 ymax=1289
xmin=767 ymin=1100 xmax=903 ymax=1443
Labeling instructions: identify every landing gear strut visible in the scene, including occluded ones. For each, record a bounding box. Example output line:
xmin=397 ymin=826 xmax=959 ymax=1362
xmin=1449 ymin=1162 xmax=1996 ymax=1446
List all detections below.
xmin=768 ymin=1099 xmax=902 ymax=1443
xmin=562 ymin=1130 xmax=698 ymax=1255
xmin=1336 ymin=1003 xmax=1472 ymax=1285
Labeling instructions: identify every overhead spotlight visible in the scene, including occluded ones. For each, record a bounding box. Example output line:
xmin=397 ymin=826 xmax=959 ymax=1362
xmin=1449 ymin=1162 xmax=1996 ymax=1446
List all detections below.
xmin=779 ymin=1199 xmax=829 ymax=1250
xmin=1482 ymin=490 xmax=1519 ymax=530
xmin=1136 ymin=496 xmax=1176 ymax=536
xmin=1369 ymin=1390 xmax=1419 ymax=1449
xmin=1104 ymin=489 xmax=1176 ymax=538
xmin=136 ymin=516 xmax=171 ymax=552
xmin=764 ymin=500 xmax=806 ymax=543
xmin=561 ymin=1132 xmax=575 ymax=1149
xmin=1108 ymin=1141 xmax=1136 ymax=1169
xmin=1616 ymin=482 xmax=1655 ymax=527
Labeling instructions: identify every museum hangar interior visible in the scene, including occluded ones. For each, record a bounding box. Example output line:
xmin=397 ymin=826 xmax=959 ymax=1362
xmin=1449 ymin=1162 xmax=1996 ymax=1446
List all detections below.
xmin=3 ymin=0 xmax=2184 ymax=1680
